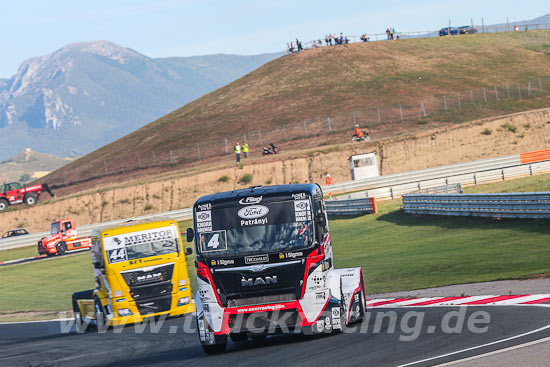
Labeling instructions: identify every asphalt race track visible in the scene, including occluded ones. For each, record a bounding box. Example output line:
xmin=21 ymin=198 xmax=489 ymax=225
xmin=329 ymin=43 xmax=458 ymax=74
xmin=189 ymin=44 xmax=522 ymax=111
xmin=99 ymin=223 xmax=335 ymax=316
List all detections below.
xmin=1 ymin=306 xmax=549 ymax=367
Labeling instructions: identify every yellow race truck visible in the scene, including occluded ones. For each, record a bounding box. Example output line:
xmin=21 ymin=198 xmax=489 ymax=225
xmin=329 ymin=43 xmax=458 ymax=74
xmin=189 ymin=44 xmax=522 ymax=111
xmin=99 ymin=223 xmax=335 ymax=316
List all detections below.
xmin=72 ymin=219 xmax=195 ymax=330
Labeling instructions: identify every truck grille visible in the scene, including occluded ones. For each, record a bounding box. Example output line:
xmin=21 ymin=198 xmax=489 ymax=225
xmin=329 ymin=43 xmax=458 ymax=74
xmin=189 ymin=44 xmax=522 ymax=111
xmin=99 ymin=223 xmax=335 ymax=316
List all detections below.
xmin=227 ymin=293 xmax=296 ymax=307
xmin=121 ymin=264 xmax=174 ymax=286
xmin=130 ymin=282 xmax=172 ymax=300
xmin=136 ymin=295 xmax=172 ymax=315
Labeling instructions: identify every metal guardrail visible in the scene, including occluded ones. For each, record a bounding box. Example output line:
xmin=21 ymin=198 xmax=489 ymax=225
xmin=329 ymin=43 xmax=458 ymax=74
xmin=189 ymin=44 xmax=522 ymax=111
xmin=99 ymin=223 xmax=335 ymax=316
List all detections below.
xmin=0 ymin=208 xmax=193 ymax=251
xmin=402 ymin=192 xmax=550 ymax=219
xmin=324 ymin=156 xmax=550 ymax=201
xmin=325 ymin=198 xmax=377 ymax=216
xmin=412 ymin=183 xmax=463 ymax=195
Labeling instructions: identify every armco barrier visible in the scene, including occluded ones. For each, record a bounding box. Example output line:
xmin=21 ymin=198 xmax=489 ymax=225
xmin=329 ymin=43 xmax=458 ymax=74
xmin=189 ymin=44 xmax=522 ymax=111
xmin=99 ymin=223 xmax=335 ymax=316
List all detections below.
xmin=325 ymin=197 xmax=377 ymax=216
xmin=0 ymin=208 xmax=193 ymax=251
xmin=402 ymin=192 xmax=550 ymax=219
xmin=325 ymin=153 xmax=550 ymax=201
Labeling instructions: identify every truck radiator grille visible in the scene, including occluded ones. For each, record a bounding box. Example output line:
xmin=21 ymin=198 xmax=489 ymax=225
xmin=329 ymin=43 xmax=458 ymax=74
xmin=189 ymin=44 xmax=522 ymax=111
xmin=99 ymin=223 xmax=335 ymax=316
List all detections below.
xmin=136 ymin=295 xmax=172 ymax=315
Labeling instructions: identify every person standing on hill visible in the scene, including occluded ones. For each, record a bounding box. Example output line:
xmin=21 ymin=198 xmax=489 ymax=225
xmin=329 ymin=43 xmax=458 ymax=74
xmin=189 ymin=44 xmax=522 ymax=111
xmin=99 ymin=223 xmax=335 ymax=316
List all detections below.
xmin=234 ymin=142 xmax=241 ymax=163
xmin=325 ymin=174 xmax=333 ymax=185
xmin=242 ymin=143 xmax=249 ymax=159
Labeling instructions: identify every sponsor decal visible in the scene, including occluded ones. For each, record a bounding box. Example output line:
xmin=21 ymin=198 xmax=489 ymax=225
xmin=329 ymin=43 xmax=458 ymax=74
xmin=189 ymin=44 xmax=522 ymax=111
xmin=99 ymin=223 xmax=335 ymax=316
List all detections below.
xmin=199 ymin=231 xmax=228 ymax=252
xmin=316 ymin=320 xmax=325 ymax=332
xmin=237 ymin=304 xmax=285 ymax=313
xmin=211 ymin=260 xmax=216 ymax=266
xmin=332 ymin=307 xmax=341 ymax=327
xmin=239 ymin=196 xmax=263 ymax=205
xmin=217 ymin=259 xmax=235 ymax=266
xmin=279 ymin=253 xmax=285 ymax=259
xmin=237 ymin=205 xmax=269 ymax=219
xmin=292 ymin=193 xmax=307 ymax=200
xmin=196 ymin=211 xmax=212 ymax=222
xmin=241 ymin=276 xmax=278 ymax=287
xmin=104 ymin=226 xmax=177 ymax=251
xmin=284 ymin=251 xmax=303 ymax=259
xmin=196 ymin=209 xmax=213 ymax=233
xmin=315 ymin=291 xmax=325 ymax=300
xmin=294 ymin=200 xmax=312 ymax=222
xmin=240 ymin=217 xmax=268 ymax=226
xmin=197 ymin=203 xmax=212 ymax=211
xmin=324 ymin=316 xmax=332 ymax=330
xmin=245 ymin=254 xmax=269 ymax=264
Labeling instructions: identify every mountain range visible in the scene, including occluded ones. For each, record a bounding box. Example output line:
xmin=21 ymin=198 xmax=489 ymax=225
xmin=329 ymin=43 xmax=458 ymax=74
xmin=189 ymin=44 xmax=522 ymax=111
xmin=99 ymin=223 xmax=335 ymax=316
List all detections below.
xmin=0 ymin=41 xmax=280 ymax=160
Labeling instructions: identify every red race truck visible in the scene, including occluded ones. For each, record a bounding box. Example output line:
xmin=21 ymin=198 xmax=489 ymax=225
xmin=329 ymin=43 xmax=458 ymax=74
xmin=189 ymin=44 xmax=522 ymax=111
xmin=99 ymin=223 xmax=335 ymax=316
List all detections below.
xmin=0 ymin=182 xmax=54 ymax=211
xmin=38 ymin=219 xmax=91 ymax=256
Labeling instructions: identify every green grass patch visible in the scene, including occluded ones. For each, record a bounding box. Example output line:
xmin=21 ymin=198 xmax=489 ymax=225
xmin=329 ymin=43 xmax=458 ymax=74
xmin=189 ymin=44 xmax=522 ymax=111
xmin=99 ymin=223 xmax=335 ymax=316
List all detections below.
xmin=0 ymin=245 xmax=40 ymax=262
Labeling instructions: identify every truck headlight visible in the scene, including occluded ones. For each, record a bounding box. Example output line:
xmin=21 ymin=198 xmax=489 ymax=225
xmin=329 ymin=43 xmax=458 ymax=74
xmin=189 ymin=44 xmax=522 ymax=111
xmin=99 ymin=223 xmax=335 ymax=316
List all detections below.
xmin=178 ymin=297 xmax=190 ymax=306
xmin=117 ymin=308 xmax=133 ymax=317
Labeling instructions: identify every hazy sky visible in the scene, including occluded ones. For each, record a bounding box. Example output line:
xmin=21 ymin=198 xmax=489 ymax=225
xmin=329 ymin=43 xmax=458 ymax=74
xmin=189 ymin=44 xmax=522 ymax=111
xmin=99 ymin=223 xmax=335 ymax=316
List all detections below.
xmin=0 ymin=0 xmax=548 ymax=78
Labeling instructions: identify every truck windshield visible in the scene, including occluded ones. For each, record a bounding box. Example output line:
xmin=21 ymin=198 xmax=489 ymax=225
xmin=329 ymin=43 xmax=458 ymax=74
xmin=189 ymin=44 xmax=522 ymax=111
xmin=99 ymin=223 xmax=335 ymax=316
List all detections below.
xmin=103 ymin=226 xmax=180 ymax=264
xmin=196 ymin=197 xmax=314 ymax=257
xmin=51 ymin=222 xmax=60 ymax=235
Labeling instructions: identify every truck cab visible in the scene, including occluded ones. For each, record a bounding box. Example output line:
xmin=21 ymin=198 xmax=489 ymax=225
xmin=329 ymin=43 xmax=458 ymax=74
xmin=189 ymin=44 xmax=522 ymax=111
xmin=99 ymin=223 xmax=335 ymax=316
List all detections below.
xmin=72 ymin=220 xmax=195 ymax=330
xmin=189 ymin=184 xmax=366 ymax=353
xmin=38 ymin=219 xmax=91 ymax=256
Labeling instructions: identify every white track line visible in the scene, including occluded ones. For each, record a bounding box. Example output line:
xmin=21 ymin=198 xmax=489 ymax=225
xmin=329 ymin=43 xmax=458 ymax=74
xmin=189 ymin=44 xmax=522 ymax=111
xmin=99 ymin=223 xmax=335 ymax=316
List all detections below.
xmin=434 ymin=336 xmax=550 ymax=366
xmin=396 ymin=323 xmax=550 ymax=367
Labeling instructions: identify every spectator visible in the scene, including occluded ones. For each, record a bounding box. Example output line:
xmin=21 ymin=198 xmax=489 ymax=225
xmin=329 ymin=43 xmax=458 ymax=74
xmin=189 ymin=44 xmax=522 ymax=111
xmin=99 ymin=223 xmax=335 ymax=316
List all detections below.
xmin=270 ymin=143 xmax=279 ymax=154
xmin=234 ymin=142 xmax=241 ymax=163
xmin=361 ymin=34 xmax=370 ymax=42
xmin=325 ymin=174 xmax=333 ymax=185
xmin=325 ymin=35 xmax=329 ymax=46
xmin=392 ymin=27 xmax=396 ymax=40
xmin=386 ymin=28 xmax=391 ymax=40
xmin=242 ymin=143 xmax=249 ymax=159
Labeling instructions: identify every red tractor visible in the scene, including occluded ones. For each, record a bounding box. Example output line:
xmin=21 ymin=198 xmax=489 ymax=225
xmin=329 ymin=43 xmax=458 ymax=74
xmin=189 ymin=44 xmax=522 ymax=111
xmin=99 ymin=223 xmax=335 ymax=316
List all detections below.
xmin=0 ymin=182 xmax=54 ymax=211
xmin=38 ymin=219 xmax=91 ymax=256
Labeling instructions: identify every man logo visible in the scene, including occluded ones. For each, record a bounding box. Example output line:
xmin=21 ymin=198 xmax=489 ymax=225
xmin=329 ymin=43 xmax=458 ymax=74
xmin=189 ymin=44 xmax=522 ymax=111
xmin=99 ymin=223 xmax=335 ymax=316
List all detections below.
xmin=198 ymin=213 xmax=209 ymax=220
xmin=241 ymin=276 xmax=278 ymax=287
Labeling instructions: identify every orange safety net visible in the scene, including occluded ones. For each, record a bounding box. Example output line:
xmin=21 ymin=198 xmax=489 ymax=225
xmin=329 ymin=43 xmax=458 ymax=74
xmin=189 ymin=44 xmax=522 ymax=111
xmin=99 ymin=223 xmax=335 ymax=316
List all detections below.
xmin=520 ymin=149 xmax=550 ymax=164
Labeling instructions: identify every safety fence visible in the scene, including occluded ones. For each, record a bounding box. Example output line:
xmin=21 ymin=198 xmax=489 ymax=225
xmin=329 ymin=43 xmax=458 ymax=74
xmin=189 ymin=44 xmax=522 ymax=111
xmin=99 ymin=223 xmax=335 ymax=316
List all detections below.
xmin=325 ymin=197 xmax=377 ymax=216
xmin=294 ymin=22 xmax=550 ymax=51
xmin=402 ymin=192 xmax=550 ymax=219
xmin=0 ymin=208 xmax=193 ymax=251
xmin=324 ymin=150 xmax=550 ymax=201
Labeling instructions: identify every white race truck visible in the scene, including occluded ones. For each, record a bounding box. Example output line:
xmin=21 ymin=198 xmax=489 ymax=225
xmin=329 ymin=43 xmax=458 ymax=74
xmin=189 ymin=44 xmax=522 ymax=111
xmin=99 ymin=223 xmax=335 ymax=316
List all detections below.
xmin=186 ymin=183 xmax=366 ymax=353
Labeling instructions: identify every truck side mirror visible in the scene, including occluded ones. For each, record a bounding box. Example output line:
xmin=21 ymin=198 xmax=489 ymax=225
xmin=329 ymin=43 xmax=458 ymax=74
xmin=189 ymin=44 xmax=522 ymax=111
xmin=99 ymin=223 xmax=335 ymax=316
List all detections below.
xmin=185 ymin=247 xmax=193 ymax=256
xmin=93 ymin=261 xmax=102 ymax=269
xmin=315 ymin=212 xmax=327 ymax=227
xmin=186 ymin=228 xmax=194 ymax=242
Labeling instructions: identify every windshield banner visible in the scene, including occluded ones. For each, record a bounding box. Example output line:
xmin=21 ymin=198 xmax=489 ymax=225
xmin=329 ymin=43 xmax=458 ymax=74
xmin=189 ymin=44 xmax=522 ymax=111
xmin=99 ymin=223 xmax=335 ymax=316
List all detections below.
xmin=196 ymin=198 xmax=312 ymax=233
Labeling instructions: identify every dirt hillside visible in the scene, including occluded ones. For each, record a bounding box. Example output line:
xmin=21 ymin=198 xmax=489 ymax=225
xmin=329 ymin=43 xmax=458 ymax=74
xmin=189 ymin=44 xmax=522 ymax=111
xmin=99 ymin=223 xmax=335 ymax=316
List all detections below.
xmin=2 ymin=108 xmax=549 ymax=234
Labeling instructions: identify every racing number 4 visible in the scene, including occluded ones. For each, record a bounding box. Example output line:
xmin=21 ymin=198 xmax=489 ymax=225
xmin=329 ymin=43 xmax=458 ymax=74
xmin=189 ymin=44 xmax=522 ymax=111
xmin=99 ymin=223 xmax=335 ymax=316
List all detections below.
xmin=207 ymin=233 xmax=220 ymax=249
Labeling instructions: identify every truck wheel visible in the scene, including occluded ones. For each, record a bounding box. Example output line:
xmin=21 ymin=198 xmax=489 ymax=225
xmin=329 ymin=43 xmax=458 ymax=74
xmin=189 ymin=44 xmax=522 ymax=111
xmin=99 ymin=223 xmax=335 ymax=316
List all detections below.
xmin=57 ymin=242 xmax=67 ymax=255
xmin=0 ymin=199 xmax=8 ymax=211
xmin=197 ymin=317 xmax=227 ymax=354
xmin=24 ymin=193 xmax=37 ymax=206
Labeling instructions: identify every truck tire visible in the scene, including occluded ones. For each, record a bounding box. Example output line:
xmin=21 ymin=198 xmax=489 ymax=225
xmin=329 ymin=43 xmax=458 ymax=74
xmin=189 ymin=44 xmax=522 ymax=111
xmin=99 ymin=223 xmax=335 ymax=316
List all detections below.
xmin=229 ymin=332 xmax=248 ymax=342
xmin=24 ymin=193 xmax=37 ymax=206
xmin=197 ymin=317 xmax=227 ymax=354
xmin=0 ymin=199 xmax=8 ymax=211
xmin=57 ymin=242 xmax=67 ymax=255
xmin=72 ymin=290 xmax=94 ymax=333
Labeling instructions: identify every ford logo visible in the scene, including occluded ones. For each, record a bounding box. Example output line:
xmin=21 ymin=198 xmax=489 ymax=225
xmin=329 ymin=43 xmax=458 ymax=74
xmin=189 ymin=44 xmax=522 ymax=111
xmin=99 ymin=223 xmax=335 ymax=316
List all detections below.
xmin=238 ymin=205 xmax=269 ymax=219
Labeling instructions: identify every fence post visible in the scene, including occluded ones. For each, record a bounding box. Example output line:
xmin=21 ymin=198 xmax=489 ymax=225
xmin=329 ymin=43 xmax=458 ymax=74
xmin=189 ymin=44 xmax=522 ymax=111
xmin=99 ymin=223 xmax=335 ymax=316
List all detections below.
xmin=529 ymin=164 xmax=533 ymax=176
xmin=518 ymin=83 xmax=522 ymax=98
xmin=528 ymin=81 xmax=532 ymax=96
xmin=399 ymin=104 xmax=403 ymax=121
xmin=474 ymin=172 xmax=477 ymax=185
xmin=420 ymin=103 xmax=427 ymax=118
xmin=76 ymin=167 xmax=79 ymax=181
xmin=284 ymin=125 xmax=288 ymax=141
xmin=494 ymin=86 xmax=499 ymax=101
xmin=483 ymin=88 xmax=487 ymax=103
xmin=152 ymin=151 xmax=156 ymax=165
xmin=170 ymin=150 xmax=175 ymax=165
xmin=258 ymin=130 xmax=263 ymax=145
xmin=539 ymin=79 xmax=544 ymax=93
xmin=64 ymin=171 xmax=67 ymax=187
xmin=224 ymin=138 xmax=228 ymax=154
xmin=457 ymin=94 xmax=461 ymax=109
xmin=377 ymin=107 xmax=382 ymax=123
xmin=104 ymin=160 xmax=108 ymax=174
xmin=443 ymin=96 xmax=448 ymax=110
xmin=197 ymin=143 xmax=201 ymax=159
xmin=327 ymin=117 xmax=332 ymax=133
xmin=243 ymin=133 xmax=247 ymax=144
xmin=470 ymin=90 xmax=474 ymax=104
xmin=120 ymin=156 xmax=125 ymax=173
xmin=303 ymin=121 xmax=309 ymax=137
xmin=352 ymin=112 xmax=357 ymax=125
xmin=507 ymin=85 xmax=511 ymax=99
xmin=138 ymin=152 xmax=142 ymax=168
xmin=390 ymin=187 xmax=394 ymax=199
